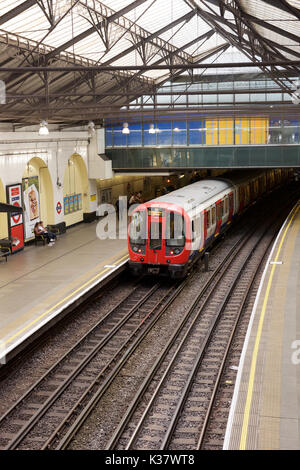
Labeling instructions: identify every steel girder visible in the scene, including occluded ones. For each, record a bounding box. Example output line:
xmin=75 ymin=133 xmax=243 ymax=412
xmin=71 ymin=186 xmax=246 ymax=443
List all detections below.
xmin=259 ymin=0 xmax=300 ymax=21
xmin=186 ymin=0 xmax=298 ymax=96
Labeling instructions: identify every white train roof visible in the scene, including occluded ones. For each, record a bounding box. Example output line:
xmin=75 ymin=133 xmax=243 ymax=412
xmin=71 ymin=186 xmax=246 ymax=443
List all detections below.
xmin=148 ymin=178 xmax=233 ymax=211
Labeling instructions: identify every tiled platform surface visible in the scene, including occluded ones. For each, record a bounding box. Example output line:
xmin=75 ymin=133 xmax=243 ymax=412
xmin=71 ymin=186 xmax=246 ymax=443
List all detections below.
xmin=224 ymin=200 xmax=300 ymax=450
xmin=0 ymin=221 xmax=128 ymax=364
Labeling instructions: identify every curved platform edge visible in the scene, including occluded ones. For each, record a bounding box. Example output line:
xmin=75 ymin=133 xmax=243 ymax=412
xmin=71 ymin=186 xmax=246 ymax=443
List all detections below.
xmin=223 ymin=200 xmax=300 ymax=450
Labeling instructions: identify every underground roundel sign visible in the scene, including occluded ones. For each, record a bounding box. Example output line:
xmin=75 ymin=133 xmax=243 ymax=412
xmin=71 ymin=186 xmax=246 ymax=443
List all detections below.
xmin=56 ymin=201 xmax=62 ymax=214
xmin=12 ymin=202 xmax=21 ymax=224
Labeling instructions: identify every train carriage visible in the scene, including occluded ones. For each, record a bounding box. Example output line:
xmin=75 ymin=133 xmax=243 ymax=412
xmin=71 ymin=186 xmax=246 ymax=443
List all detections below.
xmin=128 ymin=170 xmax=290 ymax=279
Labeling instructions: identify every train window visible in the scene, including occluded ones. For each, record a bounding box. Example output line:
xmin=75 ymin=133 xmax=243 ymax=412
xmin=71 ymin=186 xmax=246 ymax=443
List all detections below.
xmin=207 ymin=210 xmax=211 ymax=228
xmin=150 ymin=221 xmax=162 ymax=250
xmin=239 ymin=186 xmax=244 ymax=202
xmin=129 ymin=211 xmax=146 ymax=245
xmin=196 ymin=216 xmax=201 ymax=235
xmin=211 ymin=206 xmax=216 ymax=224
xmin=191 ymin=220 xmax=195 ymax=241
xmin=225 ymin=198 xmax=228 ymax=214
xmin=166 ymin=211 xmax=185 ymax=247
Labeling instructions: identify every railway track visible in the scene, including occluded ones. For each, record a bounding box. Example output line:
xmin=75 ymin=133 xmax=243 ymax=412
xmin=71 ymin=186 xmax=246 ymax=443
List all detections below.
xmin=105 ymin=198 xmax=293 ymax=450
xmin=0 ymin=207 xmax=253 ymax=450
xmin=0 ymin=187 xmax=298 ymax=450
xmin=0 ymin=278 xmax=182 ymax=450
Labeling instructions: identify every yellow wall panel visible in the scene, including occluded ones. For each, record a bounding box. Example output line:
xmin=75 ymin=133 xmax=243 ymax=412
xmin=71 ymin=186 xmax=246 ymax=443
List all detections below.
xmin=219 ymin=119 xmax=226 ymax=145
xmin=206 ymin=119 xmax=218 ymax=145
xmin=63 ymin=154 xmax=89 ymax=227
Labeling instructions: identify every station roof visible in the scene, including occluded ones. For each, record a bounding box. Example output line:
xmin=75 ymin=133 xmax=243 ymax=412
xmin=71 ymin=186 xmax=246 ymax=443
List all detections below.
xmin=0 ymin=0 xmax=299 ymax=125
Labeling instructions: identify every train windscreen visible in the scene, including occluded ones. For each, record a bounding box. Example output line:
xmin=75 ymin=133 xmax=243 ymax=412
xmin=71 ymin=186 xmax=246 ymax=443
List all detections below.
xmin=129 ymin=211 xmax=146 ymax=245
xmin=166 ymin=212 xmax=185 ymax=247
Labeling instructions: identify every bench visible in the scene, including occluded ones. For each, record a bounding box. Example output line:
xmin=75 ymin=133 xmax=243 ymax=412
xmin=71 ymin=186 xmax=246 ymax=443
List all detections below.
xmin=0 ymin=251 xmax=8 ymax=262
xmin=34 ymin=233 xmax=46 ymax=245
xmin=0 ymin=239 xmax=12 ymax=262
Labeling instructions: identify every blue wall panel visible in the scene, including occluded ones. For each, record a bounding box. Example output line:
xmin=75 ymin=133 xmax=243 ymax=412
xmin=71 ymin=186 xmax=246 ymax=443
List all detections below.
xmin=188 ymin=120 xmax=206 ymax=145
xmin=157 ymin=122 xmax=172 ymax=146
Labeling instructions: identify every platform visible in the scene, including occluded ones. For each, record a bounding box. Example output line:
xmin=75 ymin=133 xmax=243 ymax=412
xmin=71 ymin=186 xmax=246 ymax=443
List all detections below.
xmin=224 ymin=200 xmax=300 ymax=450
xmin=0 ymin=221 xmax=128 ymax=364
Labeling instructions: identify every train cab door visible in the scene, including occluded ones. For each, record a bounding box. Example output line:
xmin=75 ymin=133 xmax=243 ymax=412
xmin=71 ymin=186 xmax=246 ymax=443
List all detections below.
xmin=215 ymin=200 xmax=222 ymax=236
xmin=147 ymin=208 xmax=164 ymax=265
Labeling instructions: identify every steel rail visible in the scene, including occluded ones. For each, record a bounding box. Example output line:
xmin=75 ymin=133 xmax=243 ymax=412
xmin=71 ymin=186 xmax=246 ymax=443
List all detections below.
xmin=106 ymin=223 xmax=260 ymax=449
xmin=107 ymin=190 xmax=296 ymax=450
xmin=1 ymin=280 xmax=160 ymax=450
xmin=195 ymin=223 xmax=283 ymax=449
xmin=160 ymin=213 xmax=281 ymax=449
xmin=56 ymin=214 xmax=258 ymax=450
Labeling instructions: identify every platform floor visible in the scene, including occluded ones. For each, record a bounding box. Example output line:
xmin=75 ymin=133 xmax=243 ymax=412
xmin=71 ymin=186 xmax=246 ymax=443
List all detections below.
xmin=0 ymin=221 xmax=128 ymax=364
xmin=224 ymin=200 xmax=300 ymax=450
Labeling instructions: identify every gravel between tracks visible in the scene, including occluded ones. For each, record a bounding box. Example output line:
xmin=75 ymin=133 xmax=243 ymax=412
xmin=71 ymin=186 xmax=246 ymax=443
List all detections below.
xmin=67 ymin=231 xmax=246 ymax=449
xmin=0 ymin=276 xmax=135 ymax=417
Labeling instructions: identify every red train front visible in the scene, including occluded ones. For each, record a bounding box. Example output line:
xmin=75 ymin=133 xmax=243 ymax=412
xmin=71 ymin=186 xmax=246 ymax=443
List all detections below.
xmin=128 ymin=202 xmax=191 ymax=279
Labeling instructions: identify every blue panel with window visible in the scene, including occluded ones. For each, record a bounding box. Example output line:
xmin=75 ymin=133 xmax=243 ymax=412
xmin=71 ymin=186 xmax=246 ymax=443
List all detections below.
xmin=113 ymin=125 xmax=127 ymax=147
xmin=172 ymin=121 xmax=187 ymax=146
xmin=283 ymin=119 xmax=300 ymax=144
xmin=105 ymin=127 xmax=113 ymax=147
xmin=128 ymin=123 xmax=142 ymax=146
xmin=189 ymin=120 xmax=206 ymax=145
xmin=143 ymin=123 xmax=157 ymax=146
xmin=157 ymin=122 xmax=172 ymax=146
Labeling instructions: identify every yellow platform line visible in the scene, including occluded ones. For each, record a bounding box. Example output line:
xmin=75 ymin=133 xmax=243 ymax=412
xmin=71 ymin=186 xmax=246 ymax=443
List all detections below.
xmin=239 ymin=202 xmax=300 ymax=449
xmin=1 ymin=253 xmax=128 ymax=348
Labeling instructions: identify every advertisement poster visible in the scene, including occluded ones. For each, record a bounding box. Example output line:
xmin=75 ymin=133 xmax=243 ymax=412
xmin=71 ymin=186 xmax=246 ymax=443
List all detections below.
xmin=64 ymin=196 xmax=69 ymax=215
xmin=6 ymin=183 xmax=24 ymax=252
xmin=22 ymin=176 xmax=40 ymax=240
xmin=69 ymin=195 xmax=74 ymax=213
xmin=64 ymin=193 xmax=82 ymax=215
xmin=78 ymin=193 xmax=82 ymax=211
xmin=74 ymin=194 xmax=78 ymax=212
xmin=10 ymin=224 xmax=24 ymax=252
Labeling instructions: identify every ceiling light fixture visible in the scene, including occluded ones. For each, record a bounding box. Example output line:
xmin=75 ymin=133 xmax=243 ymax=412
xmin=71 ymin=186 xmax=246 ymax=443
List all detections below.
xmin=38 ymin=120 xmax=49 ymax=136
xmin=149 ymin=123 xmax=156 ymax=134
xmin=122 ymin=122 xmax=130 ymax=134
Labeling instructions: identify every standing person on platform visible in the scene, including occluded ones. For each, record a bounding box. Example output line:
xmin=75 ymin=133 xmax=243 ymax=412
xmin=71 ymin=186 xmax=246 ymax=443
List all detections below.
xmin=136 ymin=191 xmax=143 ymax=204
xmin=129 ymin=192 xmax=137 ymax=206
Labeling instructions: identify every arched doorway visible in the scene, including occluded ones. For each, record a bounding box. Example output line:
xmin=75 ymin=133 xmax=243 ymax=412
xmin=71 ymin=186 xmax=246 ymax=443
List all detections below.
xmin=22 ymin=157 xmax=54 ymax=240
xmin=63 ymin=153 xmax=89 ymax=227
xmin=0 ymin=177 xmax=8 ymax=240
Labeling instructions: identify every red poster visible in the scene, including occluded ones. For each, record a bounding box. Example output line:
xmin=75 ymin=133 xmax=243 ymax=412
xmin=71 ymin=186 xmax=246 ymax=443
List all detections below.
xmin=10 ymin=224 xmax=24 ymax=253
xmin=6 ymin=184 xmax=24 ymax=253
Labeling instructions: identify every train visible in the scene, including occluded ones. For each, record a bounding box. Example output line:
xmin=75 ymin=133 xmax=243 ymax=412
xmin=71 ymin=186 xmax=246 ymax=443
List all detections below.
xmin=128 ymin=169 xmax=293 ymax=279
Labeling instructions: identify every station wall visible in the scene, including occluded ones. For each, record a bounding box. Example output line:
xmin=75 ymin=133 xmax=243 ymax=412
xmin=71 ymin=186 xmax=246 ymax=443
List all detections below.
xmin=0 ymin=130 xmax=98 ymax=239
xmin=0 ymin=128 xmax=186 ymax=242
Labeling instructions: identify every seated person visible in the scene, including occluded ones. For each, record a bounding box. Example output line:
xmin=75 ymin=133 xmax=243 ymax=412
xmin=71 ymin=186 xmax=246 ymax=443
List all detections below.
xmin=34 ymin=221 xmax=56 ymax=244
